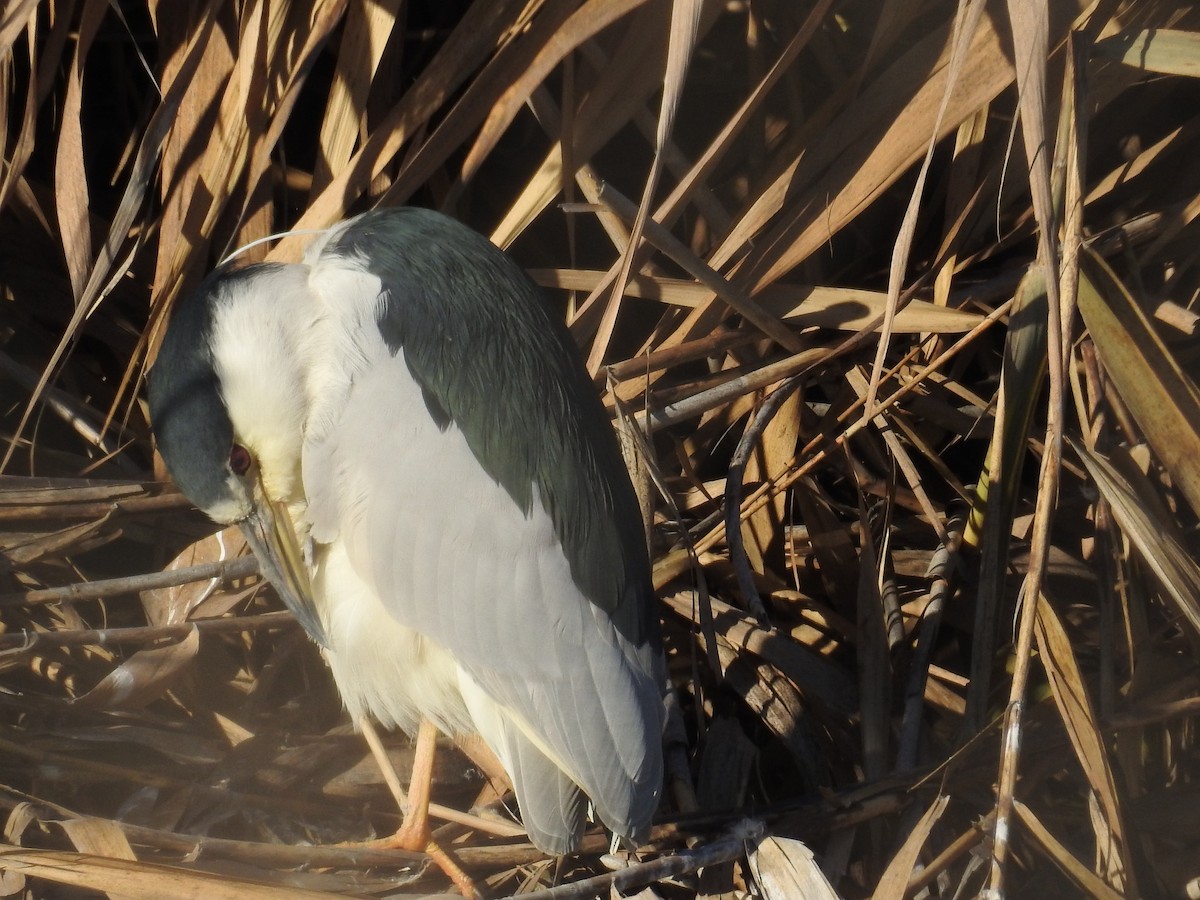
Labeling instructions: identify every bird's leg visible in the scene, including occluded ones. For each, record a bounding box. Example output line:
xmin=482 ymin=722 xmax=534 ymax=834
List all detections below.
xmin=389 ymin=717 xmax=436 ymax=848
xmin=358 ymin=715 xmax=410 ymax=810
xmin=357 ymin=716 xmax=482 ymax=899
xmin=452 ymin=734 xmax=511 ymax=807
xmin=358 ymin=717 xmax=525 ymax=837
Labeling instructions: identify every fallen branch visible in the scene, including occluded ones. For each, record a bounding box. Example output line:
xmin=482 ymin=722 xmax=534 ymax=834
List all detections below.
xmin=509 ymin=820 xmax=763 ymax=899
xmin=0 ymin=556 xmax=259 ymax=608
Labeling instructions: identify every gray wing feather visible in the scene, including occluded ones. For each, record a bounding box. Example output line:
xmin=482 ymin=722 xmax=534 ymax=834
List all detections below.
xmin=503 ymin=725 xmax=585 ymax=854
xmin=334 ymin=208 xmax=656 ymax=649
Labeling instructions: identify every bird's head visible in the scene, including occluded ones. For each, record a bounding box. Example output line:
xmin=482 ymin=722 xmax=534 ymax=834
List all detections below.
xmin=148 ymin=263 xmax=326 ymax=643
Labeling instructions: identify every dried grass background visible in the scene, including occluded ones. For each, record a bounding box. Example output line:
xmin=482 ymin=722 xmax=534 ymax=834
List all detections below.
xmin=2 ymin=0 xmax=1200 ymax=897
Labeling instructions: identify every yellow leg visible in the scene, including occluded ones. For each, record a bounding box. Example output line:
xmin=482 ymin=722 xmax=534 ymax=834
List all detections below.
xmin=358 ymin=717 xmax=483 ymax=899
xmin=391 ymin=717 xmax=436 ymax=847
xmin=359 ymin=716 xmax=524 ymax=838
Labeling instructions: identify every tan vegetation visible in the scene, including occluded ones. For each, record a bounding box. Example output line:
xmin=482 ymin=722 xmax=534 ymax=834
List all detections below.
xmin=2 ymin=0 xmax=1200 ymax=896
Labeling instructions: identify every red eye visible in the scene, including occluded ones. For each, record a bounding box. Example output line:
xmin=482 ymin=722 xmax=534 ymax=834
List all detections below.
xmin=229 ymin=444 xmax=253 ymax=476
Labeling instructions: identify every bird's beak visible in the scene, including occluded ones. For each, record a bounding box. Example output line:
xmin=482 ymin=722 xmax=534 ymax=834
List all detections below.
xmin=241 ymin=497 xmax=329 ymax=648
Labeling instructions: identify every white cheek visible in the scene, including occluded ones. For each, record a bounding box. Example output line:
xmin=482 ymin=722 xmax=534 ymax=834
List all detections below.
xmin=203 ymin=479 xmax=253 ymax=525
xmin=210 ymin=266 xmax=317 ymax=504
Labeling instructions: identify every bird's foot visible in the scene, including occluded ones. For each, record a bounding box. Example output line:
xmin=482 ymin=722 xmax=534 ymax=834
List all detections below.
xmin=368 ymin=825 xmax=483 ymax=900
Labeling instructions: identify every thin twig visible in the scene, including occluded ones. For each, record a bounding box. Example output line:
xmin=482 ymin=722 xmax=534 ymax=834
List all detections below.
xmin=596 ymin=181 xmax=805 ymax=354
xmin=0 ymin=351 xmax=139 ymax=474
xmin=697 ymin=296 xmax=1013 ymax=554
xmin=0 ymin=555 xmax=259 ymax=608
xmin=897 ymin=511 xmax=966 ymax=771
xmin=507 ymin=820 xmax=763 ymax=900
xmin=724 ymin=373 xmax=803 ymax=627
xmin=0 ymin=491 xmax=191 ymax=521
xmin=0 ymin=608 xmax=290 ymax=650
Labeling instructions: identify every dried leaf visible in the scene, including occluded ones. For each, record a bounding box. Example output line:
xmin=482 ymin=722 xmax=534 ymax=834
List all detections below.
xmin=275 ymin=0 xmax=535 ymax=258
xmin=8 ymin=8 xmax=220 ymax=470
xmin=1033 ymin=593 xmax=1129 ymax=891
xmin=141 ymin=528 xmax=248 ymax=626
xmin=749 ymin=835 xmax=840 ymax=900
xmin=153 ymin=5 xmax=236 ymax=305
xmin=592 ymin=0 xmax=702 ymax=372
xmin=1071 ymin=440 xmax=1200 ymax=637
xmin=74 ymin=628 xmax=200 ymax=710
xmin=490 ymin=0 xmax=678 ymax=247
xmin=871 ymin=793 xmax=948 ymax=899
xmin=533 ymin=269 xmax=984 ymax=332
xmin=741 ymin=389 xmax=801 ymax=571
xmin=311 ymin=0 xmax=403 ymax=194
xmin=865 ymin=0 xmax=988 ymax=408
xmin=2 ymin=806 xmax=37 ymax=846
xmin=464 ymin=0 xmax=650 ymax=181
xmin=58 ymin=818 xmax=136 ymax=861
xmin=53 ymin=0 xmax=105 ymax=304
xmin=0 ymin=0 xmax=37 ymax=57
xmin=1077 ymin=247 xmax=1200 ymax=517
xmin=0 ymin=9 xmax=40 ymax=216
xmin=723 ymin=3 xmax=1069 ymax=288
xmin=1094 ymin=28 xmax=1200 ymax=78
xmin=1012 ymin=801 xmax=1124 ymax=900
xmin=0 ymin=845 xmax=335 ymax=899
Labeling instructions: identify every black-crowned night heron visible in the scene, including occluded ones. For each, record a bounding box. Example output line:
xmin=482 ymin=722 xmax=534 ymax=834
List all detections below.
xmin=147 ymin=207 xmax=664 ymax=891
